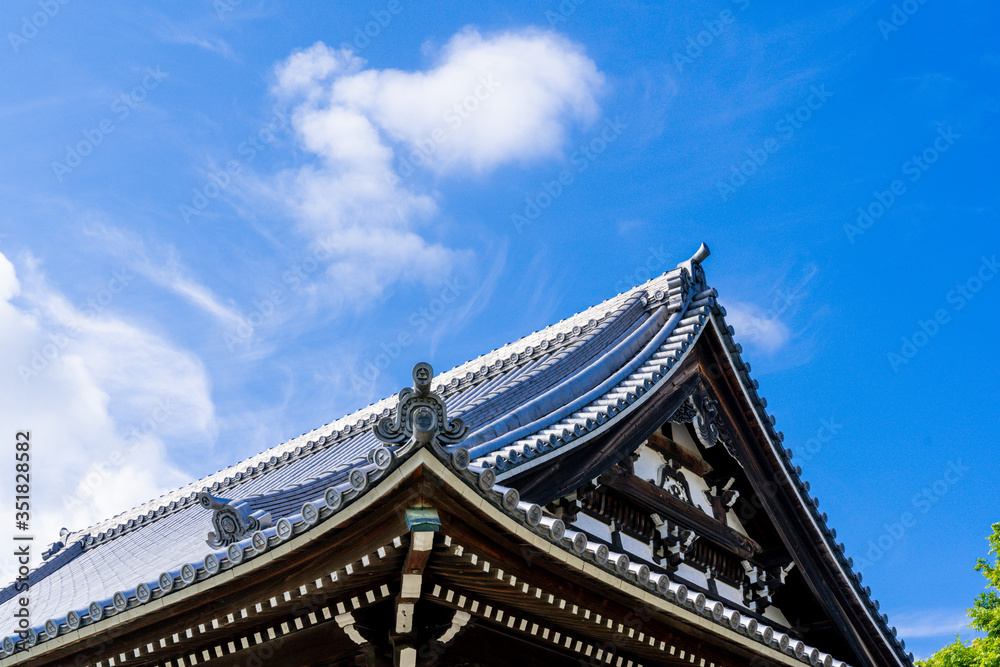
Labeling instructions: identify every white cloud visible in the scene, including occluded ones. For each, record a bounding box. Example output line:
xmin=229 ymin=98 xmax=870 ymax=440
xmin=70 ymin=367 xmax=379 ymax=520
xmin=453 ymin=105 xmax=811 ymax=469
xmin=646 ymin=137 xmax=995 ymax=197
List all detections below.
xmin=328 ymin=29 xmax=604 ymax=172
xmin=724 ymin=301 xmax=792 ymax=353
xmin=0 ymin=251 xmax=215 ymax=582
xmin=275 ymin=43 xmax=363 ymax=96
xmin=0 ymin=250 xmax=16 ymax=301
xmin=271 ymin=28 xmax=604 ymax=301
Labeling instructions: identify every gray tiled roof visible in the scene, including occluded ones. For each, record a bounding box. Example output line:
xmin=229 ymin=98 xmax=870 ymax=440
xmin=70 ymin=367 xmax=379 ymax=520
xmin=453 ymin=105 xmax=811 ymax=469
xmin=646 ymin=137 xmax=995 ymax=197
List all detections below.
xmin=0 ymin=245 xmax=913 ymax=667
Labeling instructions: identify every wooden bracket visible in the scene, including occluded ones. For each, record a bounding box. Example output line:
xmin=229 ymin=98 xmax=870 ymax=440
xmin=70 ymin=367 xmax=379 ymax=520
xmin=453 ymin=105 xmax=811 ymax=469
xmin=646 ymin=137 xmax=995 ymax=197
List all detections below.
xmin=392 ymin=509 xmax=438 ymax=667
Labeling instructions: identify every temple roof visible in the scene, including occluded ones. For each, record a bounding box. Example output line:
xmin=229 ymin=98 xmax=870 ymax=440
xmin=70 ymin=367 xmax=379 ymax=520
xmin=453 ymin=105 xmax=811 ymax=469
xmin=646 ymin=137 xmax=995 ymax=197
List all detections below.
xmin=0 ymin=244 xmax=913 ymax=667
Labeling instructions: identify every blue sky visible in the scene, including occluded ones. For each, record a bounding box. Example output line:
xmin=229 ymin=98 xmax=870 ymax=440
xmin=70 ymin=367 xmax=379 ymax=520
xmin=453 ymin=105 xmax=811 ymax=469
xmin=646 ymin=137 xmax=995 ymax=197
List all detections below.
xmin=1 ymin=0 xmax=997 ymax=658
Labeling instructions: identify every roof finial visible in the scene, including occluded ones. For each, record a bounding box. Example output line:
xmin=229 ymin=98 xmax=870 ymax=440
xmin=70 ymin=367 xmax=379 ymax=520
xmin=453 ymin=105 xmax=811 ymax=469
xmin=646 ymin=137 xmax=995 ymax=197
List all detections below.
xmin=690 ymin=242 xmax=711 ymax=265
xmin=373 ymin=362 xmax=469 ymax=451
xmin=198 ymin=492 xmax=272 ymax=548
xmin=674 ymin=243 xmax=711 ymax=295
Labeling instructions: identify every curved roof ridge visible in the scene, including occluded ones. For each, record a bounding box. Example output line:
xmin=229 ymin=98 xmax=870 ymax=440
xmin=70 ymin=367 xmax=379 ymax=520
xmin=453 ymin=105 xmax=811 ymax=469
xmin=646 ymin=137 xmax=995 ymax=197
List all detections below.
xmin=476 ymin=303 xmax=711 ymax=472
xmin=42 ymin=264 xmax=690 ymax=559
xmin=466 ymin=296 xmax=673 ymax=457
xmin=453 ymin=293 xmax=648 ymax=430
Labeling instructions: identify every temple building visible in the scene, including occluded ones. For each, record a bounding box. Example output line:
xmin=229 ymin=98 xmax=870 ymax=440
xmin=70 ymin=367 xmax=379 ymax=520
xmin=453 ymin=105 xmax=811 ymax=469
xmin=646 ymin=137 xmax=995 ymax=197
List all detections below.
xmin=0 ymin=244 xmax=913 ymax=666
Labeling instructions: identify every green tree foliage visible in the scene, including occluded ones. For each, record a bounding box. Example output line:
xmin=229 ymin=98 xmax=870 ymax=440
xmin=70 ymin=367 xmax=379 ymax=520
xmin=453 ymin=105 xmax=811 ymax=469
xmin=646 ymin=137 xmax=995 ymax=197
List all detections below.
xmin=918 ymin=636 xmax=982 ymax=667
xmin=918 ymin=523 xmax=1000 ymax=667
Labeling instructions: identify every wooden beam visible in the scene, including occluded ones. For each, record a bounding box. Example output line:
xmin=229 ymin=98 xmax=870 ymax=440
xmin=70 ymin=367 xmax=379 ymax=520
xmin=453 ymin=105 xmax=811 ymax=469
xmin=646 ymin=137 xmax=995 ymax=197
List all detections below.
xmin=646 ymin=431 xmax=713 ymax=476
xmin=598 ymin=464 xmax=761 ymax=559
xmin=197 ymin=606 xmax=384 ymax=667
xmin=443 ymin=622 xmax=605 ymax=667
xmin=394 ymin=512 xmax=438 ymax=667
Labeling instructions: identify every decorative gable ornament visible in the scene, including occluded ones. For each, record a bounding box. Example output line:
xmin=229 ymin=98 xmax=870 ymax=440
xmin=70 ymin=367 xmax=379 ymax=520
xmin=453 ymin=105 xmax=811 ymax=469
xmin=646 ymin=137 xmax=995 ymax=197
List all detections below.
xmin=198 ymin=492 xmax=273 ymax=548
xmin=655 ymin=459 xmax=693 ymax=504
xmin=41 ymin=527 xmax=71 ymax=561
xmin=670 ymin=389 xmax=739 ymax=460
xmin=374 ymin=362 xmax=470 ymax=465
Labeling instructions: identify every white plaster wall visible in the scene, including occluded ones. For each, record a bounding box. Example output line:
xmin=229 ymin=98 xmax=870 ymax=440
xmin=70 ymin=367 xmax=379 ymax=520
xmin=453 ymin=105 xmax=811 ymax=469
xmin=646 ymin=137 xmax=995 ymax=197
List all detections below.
xmin=680 ymin=469 xmax=715 ymax=516
xmin=571 ymin=512 xmax=612 ymax=542
xmin=763 ymin=604 xmax=792 ymax=627
xmin=620 ymin=532 xmax=653 ymax=562
xmin=669 ymin=423 xmax=703 ymax=458
xmin=676 ymin=563 xmax=708 ymax=589
xmin=632 ymin=444 xmax=663 ymax=483
xmin=726 ymin=507 xmax=751 ymax=537
xmin=714 ymin=580 xmax=744 ymax=607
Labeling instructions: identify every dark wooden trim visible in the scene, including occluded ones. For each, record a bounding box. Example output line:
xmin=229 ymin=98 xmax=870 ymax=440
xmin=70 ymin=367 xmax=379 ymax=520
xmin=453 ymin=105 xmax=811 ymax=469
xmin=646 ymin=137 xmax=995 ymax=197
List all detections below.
xmin=425 ymin=470 xmax=755 ymax=667
xmin=18 ymin=462 xmax=761 ymax=667
xmin=440 ymin=613 xmax=641 ymax=667
xmin=695 ymin=322 xmax=897 ymax=667
xmin=15 ymin=469 xmax=422 ymax=667
xmin=402 ymin=544 xmax=432 ymax=574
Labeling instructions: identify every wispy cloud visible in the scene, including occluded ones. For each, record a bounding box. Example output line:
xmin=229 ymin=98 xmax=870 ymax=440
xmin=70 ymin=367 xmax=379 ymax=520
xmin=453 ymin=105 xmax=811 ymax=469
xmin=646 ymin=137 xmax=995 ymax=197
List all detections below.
xmin=428 ymin=237 xmax=509 ymax=356
xmin=86 ymin=223 xmax=245 ymax=330
xmin=154 ymin=18 xmax=238 ymax=61
xmin=136 ymin=259 xmax=244 ymax=329
xmin=719 ymin=261 xmax=821 ymax=358
xmin=891 ymin=608 xmax=972 ymax=639
xmin=724 ymin=301 xmax=793 ymax=353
